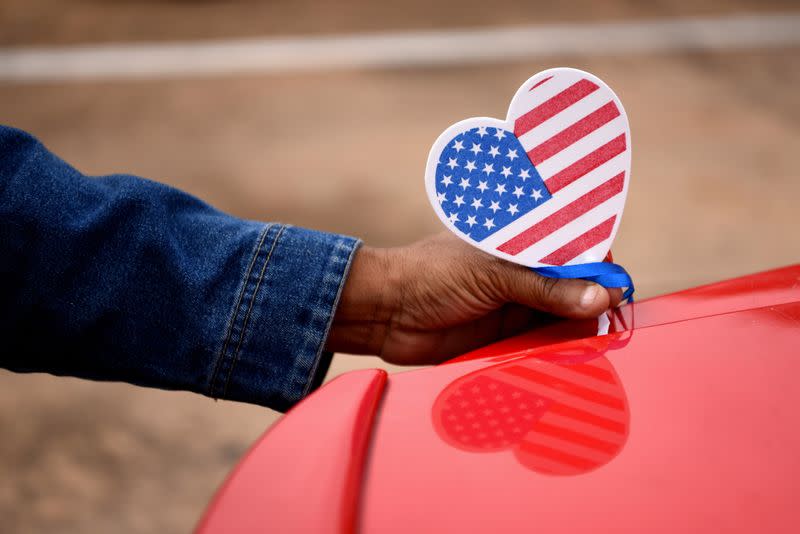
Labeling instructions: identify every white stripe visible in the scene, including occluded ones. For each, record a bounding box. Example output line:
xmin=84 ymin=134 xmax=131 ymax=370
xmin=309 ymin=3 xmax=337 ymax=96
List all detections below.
xmin=0 ymin=13 xmax=798 ymax=82
xmin=509 ymin=71 xmax=584 ymax=118
xmin=596 ymin=312 xmax=611 ymax=335
xmin=537 ymin=117 xmax=627 ymax=180
xmin=515 ymin=193 xmax=624 ymax=264
xmin=516 ymin=90 xmax=614 ymax=153
xmin=495 ymin=370 xmax=628 ymax=422
xmin=569 ymin=237 xmax=614 ymax=267
xmin=541 ymin=412 xmax=626 ymax=442
xmin=525 ymin=360 xmax=625 ymax=397
xmin=480 ymin=153 xmax=627 ymax=249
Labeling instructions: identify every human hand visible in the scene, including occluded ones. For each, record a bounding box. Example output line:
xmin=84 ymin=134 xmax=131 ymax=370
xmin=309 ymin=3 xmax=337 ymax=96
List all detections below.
xmin=326 ymin=232 xmax=621 ymax=365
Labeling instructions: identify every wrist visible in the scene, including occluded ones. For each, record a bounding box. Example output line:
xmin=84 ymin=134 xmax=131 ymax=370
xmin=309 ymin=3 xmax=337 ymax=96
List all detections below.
xmin=326 ymin=245 xmax=401 ymax=355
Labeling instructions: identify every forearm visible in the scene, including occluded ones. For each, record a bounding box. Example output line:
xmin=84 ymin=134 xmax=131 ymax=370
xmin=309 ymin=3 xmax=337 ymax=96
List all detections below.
xmin=325 ymin=245 xmax=396 ymax=356
xmin=0 ymin=126 xmax=359 ymax=411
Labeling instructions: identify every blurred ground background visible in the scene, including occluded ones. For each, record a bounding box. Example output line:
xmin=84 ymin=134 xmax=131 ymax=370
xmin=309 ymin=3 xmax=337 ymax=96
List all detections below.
xmin=0 ymin=1 xmax=798 ymax=532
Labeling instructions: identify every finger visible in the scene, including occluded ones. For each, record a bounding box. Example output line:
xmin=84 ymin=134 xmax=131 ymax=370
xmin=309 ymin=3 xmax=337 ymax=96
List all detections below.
xmin=434 ymin=305 xmax=547 ymax=359
xmin=497 ymin=263 xmax=611 ymax=319
xmin=497 ymin=303 xmax=545 ymax=338
xmin=381 ymin=311 xmax=505 ymax=364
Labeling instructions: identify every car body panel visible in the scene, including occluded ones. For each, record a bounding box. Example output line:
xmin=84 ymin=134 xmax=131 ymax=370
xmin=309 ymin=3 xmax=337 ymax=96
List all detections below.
xmin=361 ymin=300 xmax=800 ymax=532
xmin=449 ymin=264 xmax=800 ymax=364
xmin=196 ymin=369 xmax=387 ymax=534
xmin=199 ymin=265 xmax=800 ymax=533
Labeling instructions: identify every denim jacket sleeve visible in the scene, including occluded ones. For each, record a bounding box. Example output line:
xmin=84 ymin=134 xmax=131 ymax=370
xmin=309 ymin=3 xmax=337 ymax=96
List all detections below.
xmin=0 ymin=125 xmax=361 ymax=412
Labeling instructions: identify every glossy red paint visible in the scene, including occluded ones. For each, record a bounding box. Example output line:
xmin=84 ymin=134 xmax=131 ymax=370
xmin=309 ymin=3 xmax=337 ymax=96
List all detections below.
xmin=201 ymin=265 xmax=800 ymax=533
xmin=449 ymin=264 xmax=800 ymax=364
xmin=196 ymin=369 xmax=386 ymax=534
xmin=361 ymin=269 xmax=800 ymax=532
xmin=611 ymin=263 xmax=800 ymax=330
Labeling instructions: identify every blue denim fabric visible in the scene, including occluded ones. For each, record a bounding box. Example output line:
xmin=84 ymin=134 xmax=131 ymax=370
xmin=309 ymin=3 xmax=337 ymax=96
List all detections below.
xmin=0 ymin=125 xmax=360 ymax=412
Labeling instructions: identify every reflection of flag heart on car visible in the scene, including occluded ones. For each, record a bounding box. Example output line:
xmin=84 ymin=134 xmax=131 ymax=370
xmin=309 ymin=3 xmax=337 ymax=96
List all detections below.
xmin=425 ymin=67 xmax=631 ymax=268
xmin=432 ymin=338 xmax=629 ymax=476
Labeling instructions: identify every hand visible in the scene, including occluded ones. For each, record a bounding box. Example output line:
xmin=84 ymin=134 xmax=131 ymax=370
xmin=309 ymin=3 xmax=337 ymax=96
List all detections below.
xmin=326 ymin=232 xmax=621 ymax=365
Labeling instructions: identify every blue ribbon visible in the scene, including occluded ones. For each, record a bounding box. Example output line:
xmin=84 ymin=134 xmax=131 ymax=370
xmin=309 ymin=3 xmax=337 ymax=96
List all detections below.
xmin=532 ymin=262 xmax=635 ymax=302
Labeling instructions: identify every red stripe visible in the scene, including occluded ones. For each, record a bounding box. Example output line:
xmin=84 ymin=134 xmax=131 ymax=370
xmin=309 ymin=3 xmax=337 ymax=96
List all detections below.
xmin=540 ymin=216 xmax=617 ymax=265
xmin=549 ymin=403 xmax=626 ymax=434
xmin=514 ymin=79 xmax=599 ymax=137
xmin=497 ymin=172 xmax=624 ymax=256
xmin=559 ymin=361 xmax=617 ymax=384
xmin=532 ymin=421 xmax=620 ymax=454
xmin=529 ymin=76 xmax=553 ymax=91
xmin=546 ymin=134 xmax=627 ymax=193
xmin=517 ymin=440 xmax=596 ymax=470
xmin=528 ymin=101 xmax=620 ymax=165
xmin=500 ymin=365 xmax=626 ymax=411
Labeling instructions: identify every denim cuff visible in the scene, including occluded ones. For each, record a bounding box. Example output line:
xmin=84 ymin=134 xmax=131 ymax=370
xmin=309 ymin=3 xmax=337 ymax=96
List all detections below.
xmin=207 ymin=224 xmax=360 ymax=412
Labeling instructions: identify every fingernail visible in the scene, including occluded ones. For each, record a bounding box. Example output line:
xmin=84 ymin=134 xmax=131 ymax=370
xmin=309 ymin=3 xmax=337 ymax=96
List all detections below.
xmin=580 ymin=284 xmax=600 ymax=309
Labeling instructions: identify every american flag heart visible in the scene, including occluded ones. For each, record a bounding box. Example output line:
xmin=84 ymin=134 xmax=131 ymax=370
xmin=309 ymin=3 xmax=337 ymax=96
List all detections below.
xmin=425 ymin=68 xmax=631 ymax=268
xmin=432 ymin=342 xmax=629 ymax=476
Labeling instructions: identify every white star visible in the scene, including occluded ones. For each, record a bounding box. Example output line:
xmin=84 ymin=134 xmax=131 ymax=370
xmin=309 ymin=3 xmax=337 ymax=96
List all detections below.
xmin=476 ymin=126 xmax=488 ymax=137
xmin=470 ymin=197 xmax=483 ymax=209
xmin=452 ymin=140 xmax=465 ymax=152
xmin=488 ymin=200 xmax=501 ymax=213
xmin=506 ymin=149 xmax=518 ymax=161
xmin=518 ymin=168 xmax=530 ymax=181
xmin=477 ymin=180 xmax=489 ymax=193
xmin=488 ymin=145 xmax=500 ymax=157
xmin=493 ymin=129 xmax=506 ymax=140
xmin=531 ymin=188 xmax=544 ymax=201
xmin=441 ymin=174 xmax=453 ymax=186
xmin=470 ymin=143 xmax=483 ymax=155
xmin=437 ymin=192 xmax=447 ymax=203
xmin=454 ymin=194 xmax=465 ymax=207
xmin=507 ymin=203 xmax=519 ymax=215
xmin=447 ymin=212 xmax=459 ymax=224
xmin=512 ymin=186 xmax=524 ymax=198
xmin=483 ymin=218 xmax=496 ymax=230
xmin=447 ymin=157 xmax=459 ymax=169
xmin=500 ymin=166 xmax=512 ymax=178
xmin=495 ymin=183 xmax=507 ymax=195
xmin=482 ymin=163 xmax=494 ymax=175
xmin=464 ymin=160 xmax=477 ymax=172
xmin=459 ymin=177 xmax=471 ymax=190
xmin=466 ymin=215 xmax=477 ymax=227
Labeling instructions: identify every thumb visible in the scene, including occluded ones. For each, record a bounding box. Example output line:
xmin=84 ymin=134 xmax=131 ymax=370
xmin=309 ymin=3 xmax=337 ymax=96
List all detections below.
xmin=495 ymin=262 xmax=611 ymax=319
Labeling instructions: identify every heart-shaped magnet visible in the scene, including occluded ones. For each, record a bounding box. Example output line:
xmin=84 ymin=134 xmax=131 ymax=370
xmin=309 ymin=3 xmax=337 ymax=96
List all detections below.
xmin=425 ymin=68 xmax=631 ymax=268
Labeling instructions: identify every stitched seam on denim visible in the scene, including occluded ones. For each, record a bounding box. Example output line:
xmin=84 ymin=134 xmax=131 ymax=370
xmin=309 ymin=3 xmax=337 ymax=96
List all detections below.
xmin=221 ymin=224 xmax=286 ymax=398
xmin=300 ymin=238 xmax=361 ymax=398
xmin=210 ymin=224 xmax=271 ymax=397
xmin=208 ymin=224 xmax=270 ymax=397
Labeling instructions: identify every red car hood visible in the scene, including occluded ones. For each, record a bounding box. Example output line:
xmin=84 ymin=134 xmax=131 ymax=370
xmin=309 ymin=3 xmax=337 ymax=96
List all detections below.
xmin=198 ymin=265 xmax=800 ymax=533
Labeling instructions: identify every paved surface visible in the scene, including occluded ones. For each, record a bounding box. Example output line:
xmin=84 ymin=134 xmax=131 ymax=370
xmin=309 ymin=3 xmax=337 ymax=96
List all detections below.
xmin=1 ymin=1 xmax=799 ymax=532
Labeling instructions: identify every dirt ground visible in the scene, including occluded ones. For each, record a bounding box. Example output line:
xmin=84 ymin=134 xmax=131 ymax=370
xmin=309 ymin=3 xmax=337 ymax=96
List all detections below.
xmin=1 ymin=1 xmax=799 ymax=532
